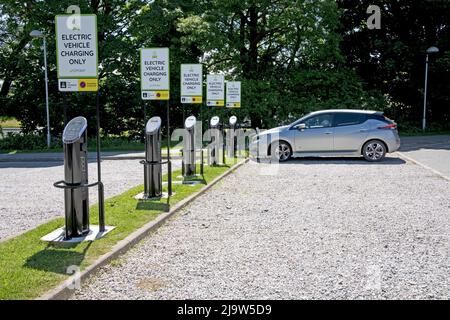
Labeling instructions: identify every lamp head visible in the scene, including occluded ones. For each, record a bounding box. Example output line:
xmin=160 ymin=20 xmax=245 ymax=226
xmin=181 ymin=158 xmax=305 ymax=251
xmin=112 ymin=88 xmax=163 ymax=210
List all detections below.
xmin=426 ymin=46 xmax=439 ymax=54
xmin=29 ymin=30 xmax=44 ymax=38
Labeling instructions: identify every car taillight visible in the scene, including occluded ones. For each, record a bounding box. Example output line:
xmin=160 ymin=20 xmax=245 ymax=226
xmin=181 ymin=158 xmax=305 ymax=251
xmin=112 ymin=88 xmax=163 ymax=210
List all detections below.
xmin=378 ymin=123 xmax=397 ymax=130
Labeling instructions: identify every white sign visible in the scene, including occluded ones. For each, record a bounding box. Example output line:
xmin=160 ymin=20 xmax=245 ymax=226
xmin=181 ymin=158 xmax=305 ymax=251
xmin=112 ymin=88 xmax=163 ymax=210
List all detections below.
xmin=141 ymin=48 xmax=170 ymax=100
xmin=207 ymin=74 xmax=225 ymax=106
xmin=181 ymin=64 xmax=203 ymax=104
xmin=226 ymin=81 xmax=241 ymax=108
xmin=55 ymin=14 xmax=98 ymax=79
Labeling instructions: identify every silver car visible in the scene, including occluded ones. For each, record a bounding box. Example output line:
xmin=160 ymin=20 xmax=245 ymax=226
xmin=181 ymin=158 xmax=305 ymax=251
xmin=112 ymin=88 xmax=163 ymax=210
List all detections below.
xmin=250 ymin=109 xmax=401 ymax=162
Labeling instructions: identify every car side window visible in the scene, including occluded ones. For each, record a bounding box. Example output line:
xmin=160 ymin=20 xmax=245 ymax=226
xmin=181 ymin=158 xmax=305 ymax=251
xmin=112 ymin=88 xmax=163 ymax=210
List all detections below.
xmin=334 ymin=113 xmax=366 ymax=127
xmin=302 ymin=114 xmax=333 ymax=129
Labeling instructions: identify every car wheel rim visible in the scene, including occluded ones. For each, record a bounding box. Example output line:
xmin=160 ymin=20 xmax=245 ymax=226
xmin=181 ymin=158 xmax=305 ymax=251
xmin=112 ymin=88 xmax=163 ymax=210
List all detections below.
xmin=365 ymin=142 xmax=384 ymax=160
xmin=275 ymin=144 xmax=290 ymax=161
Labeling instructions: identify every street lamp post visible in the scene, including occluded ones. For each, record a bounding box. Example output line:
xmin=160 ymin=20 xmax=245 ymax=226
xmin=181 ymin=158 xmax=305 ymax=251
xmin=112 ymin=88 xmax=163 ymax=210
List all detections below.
xmin=30 ymin=30 xmax=51 ymax=148
xmin=422 ymin=46 xmax=439 ymax=131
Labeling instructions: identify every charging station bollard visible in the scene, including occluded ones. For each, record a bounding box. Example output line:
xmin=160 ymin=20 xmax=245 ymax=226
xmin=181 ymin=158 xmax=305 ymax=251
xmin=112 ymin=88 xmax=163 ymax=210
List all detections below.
xmin=228 ymin=116 xmax=237 ymax=159
xmin=62 ymin=116 xmax=90 ymax=239
xmin=143 ymin=117 xmax=162 ymax=198
xmin=49 ymin=117 xmax=115 ymax=242
xmin=183 ymin=116 xmax=196 ymax=176
xmin=210 ymin=116 xmax=220 ymax=165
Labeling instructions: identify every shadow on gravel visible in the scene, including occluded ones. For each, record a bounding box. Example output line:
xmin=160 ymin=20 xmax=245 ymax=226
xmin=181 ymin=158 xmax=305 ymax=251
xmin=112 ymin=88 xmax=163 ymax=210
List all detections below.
xmin=252 ymin=156 xmax=406 ymax=165
xmin=284 ymin=156 xmax=406 ymax=165
xmin=24 ymin=242 xmax=91 ymax=274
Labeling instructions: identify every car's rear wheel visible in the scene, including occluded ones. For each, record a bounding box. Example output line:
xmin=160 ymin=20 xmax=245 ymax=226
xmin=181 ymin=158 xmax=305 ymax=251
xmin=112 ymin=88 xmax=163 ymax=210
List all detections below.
xmin=271 ymin=141 xmax=292 ymax=162
xmin=362 ymin=140 xmax=386 ymax=162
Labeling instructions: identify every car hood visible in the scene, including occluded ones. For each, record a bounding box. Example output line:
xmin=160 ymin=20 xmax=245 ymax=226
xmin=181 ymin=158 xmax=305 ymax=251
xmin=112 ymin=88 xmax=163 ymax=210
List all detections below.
xmin=258 ymin=125 xmax=289 ymax=135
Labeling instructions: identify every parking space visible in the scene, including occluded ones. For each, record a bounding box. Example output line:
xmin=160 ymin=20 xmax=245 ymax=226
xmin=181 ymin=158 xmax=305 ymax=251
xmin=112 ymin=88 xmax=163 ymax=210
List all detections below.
xmin=74 ymin=155 xmax=450 ymax=299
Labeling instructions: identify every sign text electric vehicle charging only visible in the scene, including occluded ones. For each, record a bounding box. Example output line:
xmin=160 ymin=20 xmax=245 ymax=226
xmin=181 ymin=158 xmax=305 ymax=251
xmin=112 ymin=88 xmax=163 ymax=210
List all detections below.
xmin=141 ymin=48 xmax=170 ymax=100
xmin=56 ymin=14 xmax=98 ymax=92
xmin=207 ymin=74 xmax=225 ymax=106
xmin=226 ymin=81 xmax=241 ymax=108
xmin=181 ymin=64 xmax=203 ymax=104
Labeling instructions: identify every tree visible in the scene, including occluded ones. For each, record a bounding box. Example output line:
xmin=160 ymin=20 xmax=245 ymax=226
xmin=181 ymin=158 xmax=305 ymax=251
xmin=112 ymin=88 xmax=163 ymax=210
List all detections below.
xmin=177 ymin=0 xmax=377 ymax=128
xmin=337 ymin=0 xmax=450 ymax=128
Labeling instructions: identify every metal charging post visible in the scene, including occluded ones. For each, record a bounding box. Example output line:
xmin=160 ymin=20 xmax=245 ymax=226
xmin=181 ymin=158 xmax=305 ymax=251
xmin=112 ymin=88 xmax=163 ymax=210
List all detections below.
xmin=210 ymin=116 xmax=220 ymax=165
xmin=183 ymin=116 xmax=197 ymax=177
xmin=142 ymin=117 xmax=163 ymax=199
xmin=228 ymin=116 xmax=237 ymax=159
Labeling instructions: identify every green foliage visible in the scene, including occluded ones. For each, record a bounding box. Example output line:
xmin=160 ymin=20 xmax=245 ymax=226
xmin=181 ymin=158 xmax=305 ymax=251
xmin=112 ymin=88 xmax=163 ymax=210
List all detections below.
xmin=178 ymin=0 xmax=372 ymax=127
xmin=0 ymin=133 xmax=61 ymax=151
xmin=1 ymin=0 xmax=448 ymax=134
xmin=337 ymin=0 xmax=450 ymax=128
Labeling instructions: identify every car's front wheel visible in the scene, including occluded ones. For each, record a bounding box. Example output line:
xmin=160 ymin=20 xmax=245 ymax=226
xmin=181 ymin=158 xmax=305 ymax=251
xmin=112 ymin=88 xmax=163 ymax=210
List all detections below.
xmin=362 ymin=140 xmax=386 ymax=162
xmin=270 ymin=141 xmax=292 ymax=162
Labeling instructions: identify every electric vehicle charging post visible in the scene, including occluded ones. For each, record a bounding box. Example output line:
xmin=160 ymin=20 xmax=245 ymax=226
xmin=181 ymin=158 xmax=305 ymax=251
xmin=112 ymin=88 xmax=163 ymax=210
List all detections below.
xmin=182 ymin=116 xmax=197 ymax=179
xmin=210 ymin=116 xmax=221 ymax=165
xmin=139 ymin=117 xmax=163 ymax=199
xmin=62 ymin=117 xmax=89 ymax=238
xmin=47 ymin=117 xmax=114 ymax=242
xmin=228 ymin=116 xmax=237 ymax=159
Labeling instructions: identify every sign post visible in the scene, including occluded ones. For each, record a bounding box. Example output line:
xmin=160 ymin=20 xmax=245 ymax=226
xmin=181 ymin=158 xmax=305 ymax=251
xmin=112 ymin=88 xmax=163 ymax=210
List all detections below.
xmin=226 ymin=81 xmax=241 ymax=108
xmin=181 ymin=64 xmax=203 ymax=105
xmin=207 ymin=74 xmax=225 ymax=107
xmin=56 ymin=14 xmax=99 ymax=92
xmin=140 ymin=48 xmax=172 ymax=196
xmin=55 ymin=14 xmax=105 ymax=232
xmin=140 ymin=48 xmax=170 ymax=100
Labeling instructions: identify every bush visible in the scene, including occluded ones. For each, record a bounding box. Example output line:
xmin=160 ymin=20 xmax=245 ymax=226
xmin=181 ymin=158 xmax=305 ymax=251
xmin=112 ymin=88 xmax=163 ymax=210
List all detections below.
xmin=0 ymin=133 xmax=61 ymax=152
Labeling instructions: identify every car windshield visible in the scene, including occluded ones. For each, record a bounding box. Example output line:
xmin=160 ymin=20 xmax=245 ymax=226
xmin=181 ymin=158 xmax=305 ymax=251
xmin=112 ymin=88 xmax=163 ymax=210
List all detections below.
xmin=289 ymin=112 xmax=320 ymax=127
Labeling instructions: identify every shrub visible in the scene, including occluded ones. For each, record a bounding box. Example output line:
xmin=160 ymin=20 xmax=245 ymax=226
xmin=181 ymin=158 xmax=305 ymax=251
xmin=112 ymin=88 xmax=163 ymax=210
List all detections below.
xmin=0 ymin=133 xmax=61 ymax=151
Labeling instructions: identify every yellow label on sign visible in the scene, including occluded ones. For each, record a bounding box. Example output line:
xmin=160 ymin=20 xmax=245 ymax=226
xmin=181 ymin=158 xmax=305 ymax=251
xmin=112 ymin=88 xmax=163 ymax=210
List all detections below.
xmin=207 ymin=100 xmax=224 ymax=106
xmin=78 ymin=79 xmax=98 ymax=92
xmin=142 ymin=90 xmax=170 ymax=100
xmin=154 ymin=91 xmax=170 ymax=100
xmin=191 ymin=96 xmax=202 ymax=104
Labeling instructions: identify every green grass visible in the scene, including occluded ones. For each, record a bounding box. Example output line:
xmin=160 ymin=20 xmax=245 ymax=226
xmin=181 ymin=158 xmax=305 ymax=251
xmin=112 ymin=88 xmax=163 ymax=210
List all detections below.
xmin=0 ymin=160 xmax=241 ymax=300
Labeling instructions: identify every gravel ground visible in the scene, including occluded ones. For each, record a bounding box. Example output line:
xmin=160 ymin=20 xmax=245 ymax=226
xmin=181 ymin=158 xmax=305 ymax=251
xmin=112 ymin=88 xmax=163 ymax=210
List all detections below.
xmin=73 ymin=155 xmax=450 ymax=300
xmin=0 ymin=159 xmax=179 ymax=241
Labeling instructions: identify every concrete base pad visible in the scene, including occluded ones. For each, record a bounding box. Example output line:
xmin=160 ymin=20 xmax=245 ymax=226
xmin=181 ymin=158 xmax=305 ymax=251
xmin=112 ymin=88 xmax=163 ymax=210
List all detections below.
xmin=41 ymin=225 xmax=115 ymax=243
xmin=134 ymin=192 xmax=173 ymax=200
xmin=182 ymin=180 xmax=203 ymax=186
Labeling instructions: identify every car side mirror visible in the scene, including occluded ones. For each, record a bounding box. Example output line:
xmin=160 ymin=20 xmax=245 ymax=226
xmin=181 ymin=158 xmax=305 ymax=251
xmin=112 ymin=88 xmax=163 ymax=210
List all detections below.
xmin=297 ymin=123 xmax=306 ymax=130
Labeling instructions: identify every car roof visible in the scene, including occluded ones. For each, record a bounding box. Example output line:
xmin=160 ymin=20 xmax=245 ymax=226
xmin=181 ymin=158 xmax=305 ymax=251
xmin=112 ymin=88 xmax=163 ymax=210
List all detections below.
xmin=309 ymin=109 xmax=382 ymax=116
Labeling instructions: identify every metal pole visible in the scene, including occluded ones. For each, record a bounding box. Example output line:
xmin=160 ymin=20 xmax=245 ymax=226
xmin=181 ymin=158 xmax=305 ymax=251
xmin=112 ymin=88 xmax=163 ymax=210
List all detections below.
xmin=43 ymin=37 xmax=51 ymax=148
xmin=63 ymin=93 xmax=68 ymax=126
xmin=96 ymin=91 xmax=105 ymax=231
xmin=143 ymin=102 xmax=147 ymax=141
xmin=422 ymin=54 xmax=429 ymax=131
xmin=166 ymin=100 xmax=172 ymax=196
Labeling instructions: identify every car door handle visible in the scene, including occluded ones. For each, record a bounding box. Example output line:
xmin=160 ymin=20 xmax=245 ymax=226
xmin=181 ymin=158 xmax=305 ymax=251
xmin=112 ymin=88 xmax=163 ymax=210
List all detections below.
xmin=359 ymin=129 xmax=368 ymax=132
xmin=324 ymin=132 xmax=332 ymax=135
